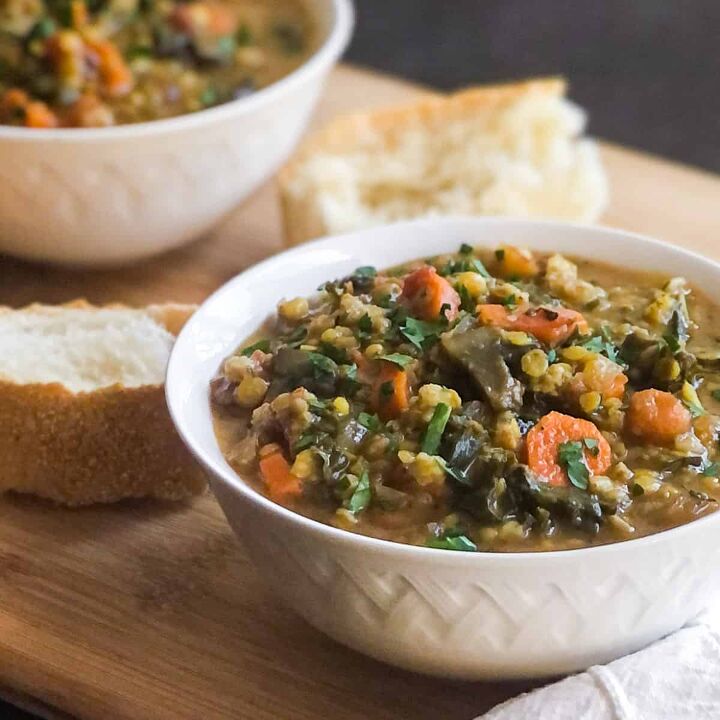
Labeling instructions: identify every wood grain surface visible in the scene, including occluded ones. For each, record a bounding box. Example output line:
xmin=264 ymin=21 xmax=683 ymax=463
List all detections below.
xmin=0 ymin=64 xmax=719 ymax=720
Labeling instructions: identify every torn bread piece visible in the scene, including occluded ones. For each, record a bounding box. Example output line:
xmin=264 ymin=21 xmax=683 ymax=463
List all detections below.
xmin=0 ymin=302 xmax=206 ymax=505
xmin=279 ymin=77 xmax=608 ymax=245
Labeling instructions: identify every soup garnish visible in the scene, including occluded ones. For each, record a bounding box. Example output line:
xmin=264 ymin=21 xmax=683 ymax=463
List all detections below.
xmin=211 ymin=244 xmax=720 ymax=552
xmin=0 ymin=0 xmax=314 ymax=127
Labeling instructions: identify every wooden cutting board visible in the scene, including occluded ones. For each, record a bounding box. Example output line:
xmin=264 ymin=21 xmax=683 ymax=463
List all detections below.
xmin=1 ymin=65 xmax=719 ymax=720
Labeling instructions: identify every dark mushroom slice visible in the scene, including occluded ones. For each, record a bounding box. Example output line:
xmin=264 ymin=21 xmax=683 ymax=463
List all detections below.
xmin=441 ymin=325 xmax=524 ymax=411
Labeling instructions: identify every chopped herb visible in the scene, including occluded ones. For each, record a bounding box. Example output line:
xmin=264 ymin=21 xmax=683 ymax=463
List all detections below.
xmin=579 ymin=331 xmax=622 ymax=365
xmin=498 ymin=294 xmax=517 ymax=307
xmin=426 ymin=534 xmax=477 ymax=552
xmin=438 ymin=255 xmax=490 ymax=278
xmin=236 ymin=23 xmax=253 ymax=46
xmin=665 ymin=308 xmax=689 ymax=352
xmin=358 ymin=313 xmax=373 ymax=340
xmin=353 ymin=266 xmax=377 ymax=278
xmin=663 ymin=332 xmax=681 ymax=354
xmin=399 ymin=317 xmax=444 ymax=349
xmin=200 ymin=86 xmax=219 ymax=107
xmin=471 ymin=258 xmax=491 ymax=278
xmin=29 ymin=17 xmax=57 ymax=41
xmin=240 ymin=339 xmax=270 ymax=356
xmin=378 ymin=353 xmax=415 ymax=368
xmin=457 ymin=283 xmax=475 ymax=312
xmin=358 ymin=412 xmax=382 ymax=432
xmin=293 ymin=433 xmax=318 ymax=453
xmin=703 ymin=463 xmax=720 ymax=478
xmin=459 ymin=243 xmax=473 ymax=255
xmin=421 ymin=403 xmax=452 ymax=455
xmin=307 ymin=352 xmax=338 ymax=376
xmin=346 ymin=471 xmax=371 ymax=514
xmin=126 ymin=45 xmax=153 ymax=61
xmin=319 ymin=341 xmax=349 ymax=364
xmin=557 ymin=440 xmax=590 ymax=490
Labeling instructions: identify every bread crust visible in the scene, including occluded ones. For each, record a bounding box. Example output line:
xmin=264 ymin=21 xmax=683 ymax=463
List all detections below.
xmin=278 ymin=77 xmax=566 ymax=245
xmin=0 ymin=302 xmax=207 ymax=505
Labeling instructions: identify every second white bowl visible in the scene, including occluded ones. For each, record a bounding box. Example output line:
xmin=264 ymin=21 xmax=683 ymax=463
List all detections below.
xmin=0 ymin=0 xmax=353 ymax=266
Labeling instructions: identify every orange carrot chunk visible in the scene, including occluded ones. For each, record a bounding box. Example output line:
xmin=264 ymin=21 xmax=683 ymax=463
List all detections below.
xmin=526 ymin=411 xmax=611 ymax=486
xmin=259 ymin=444 xmax=302 ymax=505
xmin=495 ymin=245 xmax=539 ymax=279
xmin=626 ymin=389 xmax=691 ymax=446
xmin=86 ymin=38 xmax=134 ymax=97
xmin=401 ymin=265 xmax=460 ymax=321
xmin=371 ymin=362 xmax=410 ymax=421
xmin=477 ymin=304 xmax=588 ymax=346
xmin=24 ymin=101 xmax=59 ymax=128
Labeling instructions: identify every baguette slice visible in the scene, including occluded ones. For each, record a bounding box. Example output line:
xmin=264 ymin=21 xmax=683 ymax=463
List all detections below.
xmin=0 ymin=301 xmax=206 ymax=506
xmin=279 ymin=77 xmax=608 ymax=245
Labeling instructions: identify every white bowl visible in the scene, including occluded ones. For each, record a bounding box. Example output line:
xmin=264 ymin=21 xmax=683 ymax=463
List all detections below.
xmin=166 ymin=217 xmax=720 ymax=680
xmin=0 ymin=0 xmax=353 ymax=266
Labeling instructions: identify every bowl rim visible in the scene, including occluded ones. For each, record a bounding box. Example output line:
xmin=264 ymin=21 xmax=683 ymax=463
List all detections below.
xmin=166 ymin=216 xmax=720 ymax=565
xmin=0 ymin=0 xmax=354 ymax=143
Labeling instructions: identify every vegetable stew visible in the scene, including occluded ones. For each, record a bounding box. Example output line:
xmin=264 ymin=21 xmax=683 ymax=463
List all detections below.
xmin=212 ymin=243 xmax=720 ymax=552
xmin=0 ymin=0 xmax=314 ymax=127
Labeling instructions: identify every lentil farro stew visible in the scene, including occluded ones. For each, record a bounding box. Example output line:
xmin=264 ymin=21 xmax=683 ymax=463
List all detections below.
xmin=211 ymin=243 xmax=720 ymax=552
xmin=0 ymin=0 xmax=315 ymax=127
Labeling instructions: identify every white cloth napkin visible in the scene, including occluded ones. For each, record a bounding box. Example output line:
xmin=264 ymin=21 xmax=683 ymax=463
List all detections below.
xmin=479 ymin=615 xmax=720 ymax=720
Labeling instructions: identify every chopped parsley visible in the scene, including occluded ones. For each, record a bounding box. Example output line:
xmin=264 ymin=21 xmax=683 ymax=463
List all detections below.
xmin=703 ymin=462 xmax=720 ymax=478
xmin=358 ymin=412 xmax=382 ymax=432
xmin=399 ymin=316 xmax=445 ymax=349
xmin=426 ymin=534 xmax=477 ymax=552
xmin=421 ymin=403 xmax=452 ymax=455
xmin=557 ymin=440 xmax=590 ymax=490
xmin=579 ymin=327 xmax=622 ymax=365
xmin=457 ymin=283 xmax=475 ymax=312
xmin=240 ymin=339 xmax=270 ymax=356
xmin=346 ymin=471 xmax=371 ymax=515
xmin=378 ymin=353 xmax=415 ymax=368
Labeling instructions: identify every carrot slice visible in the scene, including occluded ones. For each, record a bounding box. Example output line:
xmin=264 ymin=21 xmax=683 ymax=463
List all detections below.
xmin=259 ymin=444 xmax=302 ymax=505
xmin=371 ymin=362 xmax=410 ymax=421
xmin=86 ymin=38 xmax=133 ymax=97
xmin=495 ymin=245 xmax=539 ymax=279
xmin=626 ymin=389 xmax=691 ymax=446
xmin=401 ymin=265 xmax=460 ymax=321
xmin=526 ymin=411 xmax=611 ymax=486
xmin=24 ymin=101 xmax=59 ymax=128
xmin=477 ymin=304 xmax=588 ymax=346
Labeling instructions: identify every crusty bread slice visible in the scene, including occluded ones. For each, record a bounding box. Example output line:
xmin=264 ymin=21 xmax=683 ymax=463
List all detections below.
xmin=0 ymin=302 xmax=206 ymax=505
xmin=279 ymin=77 xmax=608 ymax=245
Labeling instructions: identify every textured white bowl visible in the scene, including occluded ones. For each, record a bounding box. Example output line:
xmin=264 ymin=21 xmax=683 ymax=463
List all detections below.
xmin=0 ymin=0 xmax=353 ymax=266
xmin=167 ymin=218 xmax=720 ymax=680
